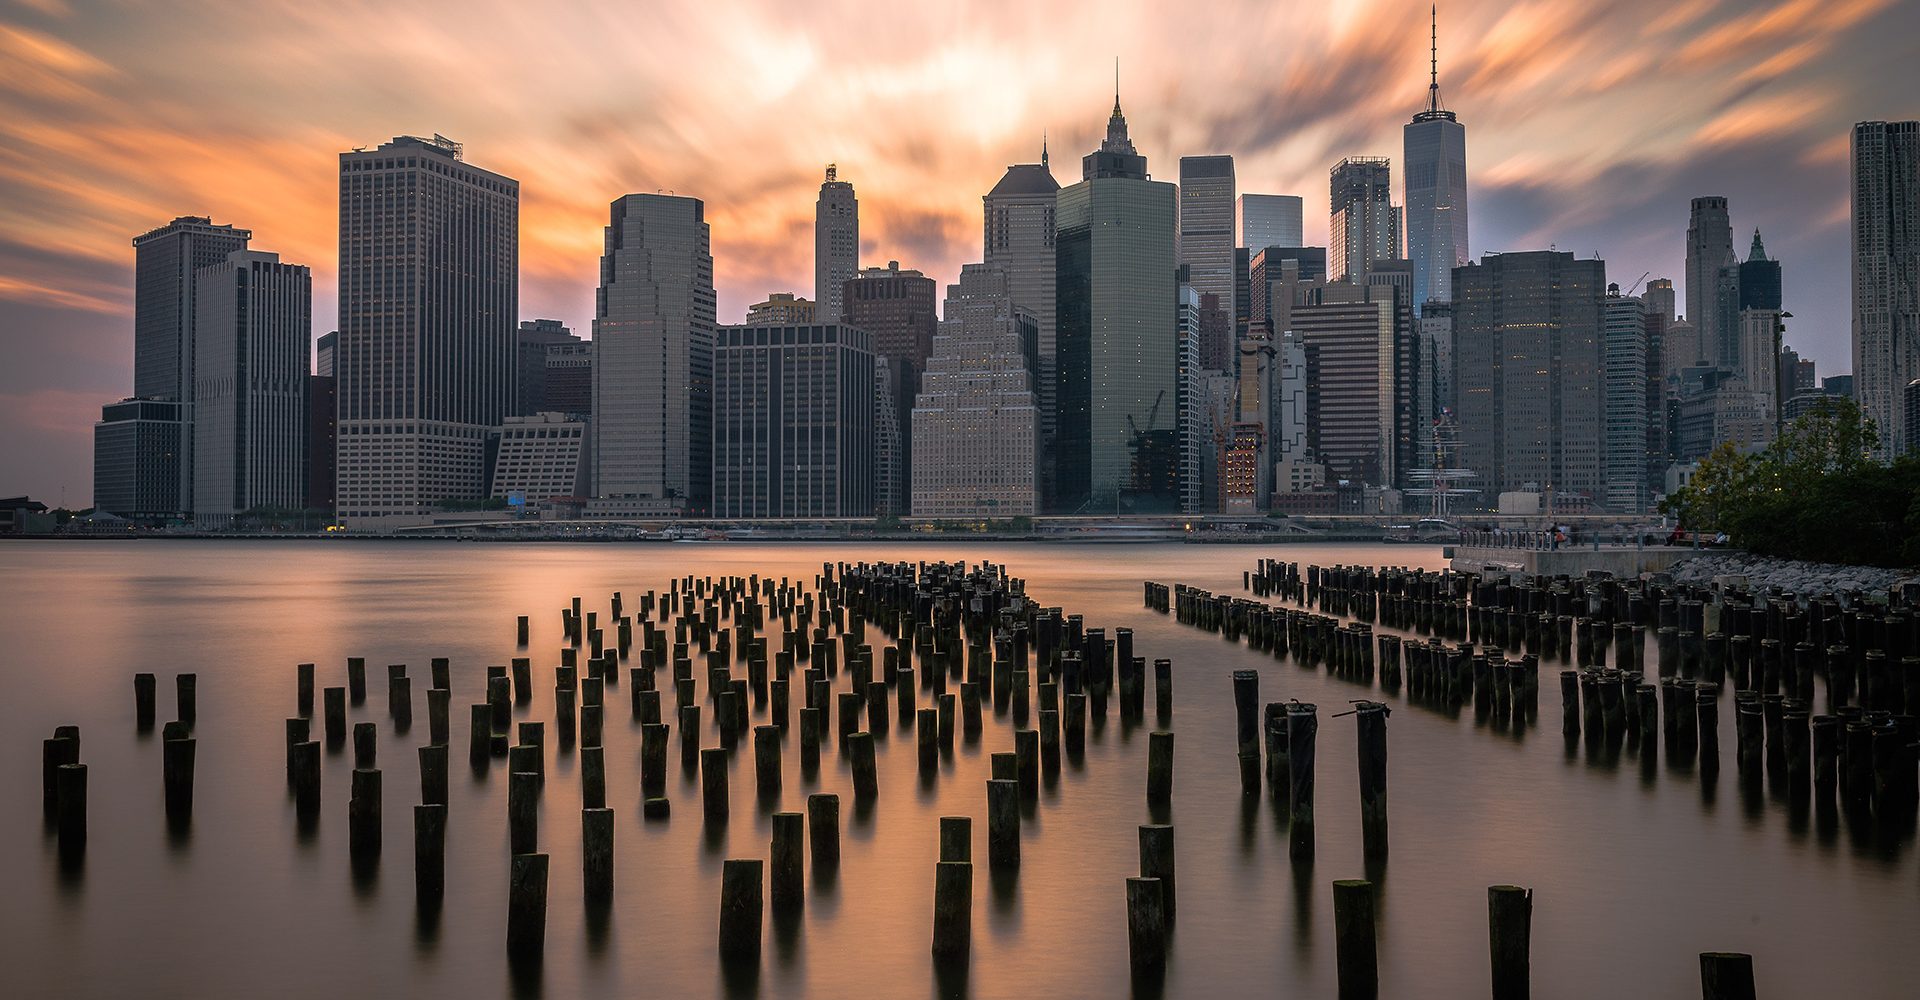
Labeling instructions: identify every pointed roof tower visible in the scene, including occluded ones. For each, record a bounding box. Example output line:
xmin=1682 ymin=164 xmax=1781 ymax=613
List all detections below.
xmin=1748 ymin=229 xmax=1768 ymax=262
xmin=1083 ymin=59 xmax=1147 ymax=180
xmin=1412 ymin=5 xmax=1457 ymax=123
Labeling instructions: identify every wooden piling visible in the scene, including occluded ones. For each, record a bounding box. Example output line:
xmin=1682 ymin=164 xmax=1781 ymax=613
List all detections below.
xmin=1333 ymin=879 xmax=1378 ymax=999
xmin=353 ymin=721 xmax=377 ymax=769
xmin=324 ymin=687 xmax=347 ymax=747
xmin=987 ymin=778 xmax=1019 ymax=869
xmin=55 ymin=762 xmax=86 ymax=851
xmin=509 ymin=770 xmax=538 ymax=854
xmin=849 ymin=731 xmax=879 ymax=798
xmin=807 ymin=792 xmax=840 ymax=869
xmin=771 ymin=810 xmax=804 ymax=909
xmin=702 ymin=746 xmax=729 ymax=821
xmin=581 ymin=746 xmax=606 ymax=809
xmin=414 ymin=803 xmax=446 ymax=901
xmin=1288 ymin=703 xmax=1318 ymax=859
xmin=1699 ymin=953 xmax=1756 ymax=1000
xmin=507 ymin=853 xmax=549 ymax=958
xmin=754 ymin=725 xmax=781 ymax=797
xmin=135 ymin=673 xmax=157 ymax=729
xmin=1147 ymin=731 xmax=1174 ymax=801
xmin=1355 ymin=702 xmax=1389 ymax=859
xmin=349 ymin=767 xmax=381 ymax=856
xmin=932 ymin=860 xmax=972 ymax=958
xmin=1126 ymin=876 xmax=1167 ymax=976
xmin=1139 ymin=824 xmax=1175 ymax=919
xmin=1489 ymin=885 xmax=1532 ymax=1000
xmin=296 ymin=663 xmax=314 ymax=717
xmin=641 ymin=722 xmax=668 ymax=796
xmin=419 ymin=744 xmax=448 ymax=806
xmin=718 ymin=858 xmax=764 ymax=959
xmin=428 ymin=687 xmax=450 ymax=747
xmin=583 ymin=807 xmax=614 ymax=900
xmin=940 ymin=815 xmax=972 ymax=862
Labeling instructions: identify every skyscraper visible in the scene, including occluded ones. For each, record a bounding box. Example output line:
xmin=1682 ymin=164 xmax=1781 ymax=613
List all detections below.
xmin=712 ymin=323 xmax=874 ymax=518
xmin=1403 ymin=7 xmax=1468 ymax=315
xmin=815 ymin=165 xmax=859 ymax=323
xmin=1853 ymin=120 xmax=1920 ymax=459
xmin=1179 ymin=154 xmax=1237 ymax=369
xmin=592 ymin=193 xmax=716 ymax=515
xmin=335 ymin=135 xmax=517 ymax=519
xmin=1454 ymin=251 xmax=1606 ymax=505
xmin=845 ymin=261 xmax=938 ymax=516
xmin=192 ymin=250 xmax=311 ymax=528
xmin=911 ymin=264 xmax=1041 ymax=517
xmin=1056 ymin=88 xmax=1179 ymax=513
xmin=1600 ymin=286 xmax=1649 ymax=513
xmin=1330 ymin=157 xmax=1400 ymax=283
xmin=130 ymin=215 xmax=251 ymax=514
xmin=1240 ymin=194 xmax=1304 ymax=252
xmin=92 ymin=398 xmax=185 ymax=521
xmin=746 ymin=293 xmax=816 ymax=325
xmin=515 ymin=319 xmax=580 ymax=417
xmin=984 ymin=152 xmax=1060 ymax=504
xmin=1686 ymin=196 xmax=1735 ymax=366
xmin=1291 ymin=282 xmax=1416 ymax=488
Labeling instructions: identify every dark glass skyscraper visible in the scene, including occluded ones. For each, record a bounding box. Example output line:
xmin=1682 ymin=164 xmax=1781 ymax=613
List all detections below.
xmin=1055 ymin=91 xmax=1178 ymax=513
xmin=1403 ymin=9 xmax=1467 ymax=315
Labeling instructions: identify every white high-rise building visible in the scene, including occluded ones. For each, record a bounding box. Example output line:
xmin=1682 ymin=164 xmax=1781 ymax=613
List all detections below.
xmin=1852 ymin=120 xmax=1920 ymax=459
xmin=592 ymin=193 xmax=716 ymax=515
xmin=336 ymin=135 xmax=517 ymax=520
xmin=191 ymin=250 xmax=311 ymax=527
xmin=1330 ymin=157 xmax=1400 ymax=283
xmin=1240 ymin=193 xmax=1304 ymax=252
xmin=910 ymin=264 xmax=1040 ymax=517
xmin=815 ymin=165 xmax=859 ymax=323
xmin=984 ymin=153 xmax=1060 ymax=505
xmin=1601 ymin=288 xmax=1650 ymax=513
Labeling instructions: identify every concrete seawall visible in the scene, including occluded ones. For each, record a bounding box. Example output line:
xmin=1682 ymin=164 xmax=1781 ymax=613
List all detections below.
xmin=1449 ymin=545 xmax=1691 ymax=578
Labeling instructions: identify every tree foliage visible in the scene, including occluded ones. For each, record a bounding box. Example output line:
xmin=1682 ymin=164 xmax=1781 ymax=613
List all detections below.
xmin=1660 ymin=398 xmax=1920 ymax=567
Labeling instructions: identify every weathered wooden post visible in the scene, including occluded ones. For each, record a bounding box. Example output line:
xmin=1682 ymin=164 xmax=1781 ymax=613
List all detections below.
xmin=1126 ymin=876 xmax=1167 ymax=976
xmin=1489 ymin=884 xmax=1532 ymax=1000
xmin=580 ymin=746 xmax=606 ymax=809
xmin=771 ymin=810 xmax=804 ymax=909
xmin=55 ymin=762 xmax=87 ymax=853
xmin=507 ymin=852 xmax=549 ymax=959
xmin=583 ymin=807 xmax=614 ymax=901
xmin=807 ymin=793 xmax=840 ymax=870
xmin=718 ymin=858 xmax=764 ymax=959
xmin=508 ymin=770 xmax=539 ymax=854
xmin=1333 ymin=879 xmax=1378 ymax=999
xmin=932 ymin=860 xmax=972 ymax=959
xmin=918 ymin=708 xmax=939 ymax=777
xmin=702 ymin=747 xmax=729 ymax=822
xmin=1355 ymin=702 xmax=1388 ymax=859
xmin=1289 ymin=703 xmax=1318 ymax=859
xmin=940 ymin=815 xmax=972 ymax=862
xmin=389 ymin=668 xmax=412 ymax=729
xmin=1154 ymin=658 xmax=1173 ymax=721
xmin=353 ymin=721 xmax=377 ymax=769
xmin=414 ymin=803 xmax=446 ymax=901
xmin=754 ymin=725 xmax=781 ymax=798
xmin=1233 ymin=670 xmax=1261 ymax=795
xmin=428 ymin=688 xmax=451 ymax=747
xmin=349 ymin=767 xmax=382 ymax=857
xmin=1699 ymin=953 xmax=1756 ymax=1000
xmin=1147 ymin=730 xmax=1174 ymax=801
xmin=849 ymin=731 xmax=879 ymax=798
xmin=293 ymin=741 xmax=321 ymax=819
xmin=324 ymin=687 xmax=347 ymax=748
xmin=987 ymin=778 xmax=1019 ymax=869
xmin=680 ymin=705 xmax=702 ymax=768
xmin=419 ymin=744 xmax=449 ymax=806
xmin=347 ymin=657 xmax=367 ymax=704
xmin=135 ymin=672 xmax=158 ymax=729
xmin=296 ymin=663 xmax=315 ymax=717
xmin=1139 ymin=824 xmax=1175 ymax=919
xmin=162 ymin=727 xmax=195 ymax=823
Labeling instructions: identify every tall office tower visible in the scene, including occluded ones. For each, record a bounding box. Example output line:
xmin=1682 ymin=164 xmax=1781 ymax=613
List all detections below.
xmin=815 ymin=165 xmax=859 ymax=323
xmin=1249 ymin=246 xmax=1329 ymax=335
xmin=1365 ymin=262 xmax=1421 ymax=484
xmin=1226 ymin=334 xmax=1275 ymax=511
xmin=1234 ymin=247 xmax=1252 ymax=342
xmin=1198 ymin=293 xmax=1232 ymax=371
xmin=910 ymin=264 xmax=1041 ymax=517
xmin=1403 ymin=7 xmax=1467 ymax=316
xmin=591 ymin=193 xmax=716 ymax=515
xmin=191 ymin=250 xmax=311 ymax=528
xmin=1686 ymin=196 xmax=1736 ymax=366
xmin=845 ymin=260 xmax=938 ymax=516
xmin=1240 ymin=194 xmax=1304 ymax=252
xmin=1644 ymin=309 xmax=1668 ymax=483
xmin=1454 ymin=251 xmax=1607 ymax=505
xmin=1664 ymin=319 xmax=1701 ymax=378
xmin=1735 ymin=308 xmax=1783 ymax=440
xmin=1057 ymin=90 xmax=1179 ymax=513
xmin=1330 ymin=157 xmax=1399 ymax=283
xmin=1291 ymin=282 xmax=1416 ymax=487
xmin=1853 ymin=122 xmax=1920 ymax=458
xmin=746 ymin=293 xmax=816 ymax=325
xmin=1175 ymin=285 xmax=1204 ymax=515
xmin=1270 ymin=331 xmax=1312 ymax=468
xmin=1600 ymin=287 xmax=1650 ymax=513
xmin=712 ymin=323 xmax=874 ymax=518
xmin=985 ymin=153 xmax=1061 ymax=505
xmin=336 ymin=135 xmax=517 ymax=519
xmin=130 ymin=215 xmax=252 ymax=514
xmin=1644 ymin=278 xmax=1676 ymax=324
xmin=1179 ymin=155 xmax=1237 ymax=368
xmin=315 ymin=331 xmax=337 ymax=378
xmin=92 ymin=398 xmax=185 ymax=520
xmin=515 ymin=319 xmax=581 ymax=417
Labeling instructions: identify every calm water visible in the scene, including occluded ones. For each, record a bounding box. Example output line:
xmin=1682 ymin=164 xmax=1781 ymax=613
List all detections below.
xmin=4 ymin=540 xmax=1914 ymax=999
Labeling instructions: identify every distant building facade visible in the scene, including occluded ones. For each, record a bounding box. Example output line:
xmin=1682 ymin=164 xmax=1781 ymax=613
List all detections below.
xmin=984 ymin=156 xmax=1060 ymax=506
xmin=1329 ymin=157 xmax=1399 ymax=284
xmin=746 ymin=293 xmax=817 ymax=326
xmin=1852 ymin=120 xmax=1920 ymax=458
xmin=845 ymin=260 xmax=938 ymax=516
xmin=336 ymin=135 xmax=517 ymax=518
xmin=93 ymin=398 xmax=185 ymax=521
xmin=815 ymin=166 xmax=859 ymax=323
xmin=591 ymin=193 xmax=715 ymax=515
xmin=1179 ymin=155 xmax=1237 ymax=368
xmin=712 ymin=323 xmax=875 ymax=518
xmin=490 ymin=412 xmax=589 ymax=499
xmin=910 ymin=264 xmax=1040 ymax=518
xmin=1239 ymin=193 xmax=1304 ymax=253
xmin=192 ymin=250 xmax=312 ymax=527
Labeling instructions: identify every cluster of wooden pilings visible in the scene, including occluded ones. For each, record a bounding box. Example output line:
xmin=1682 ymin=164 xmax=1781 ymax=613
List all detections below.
xmin=45 ymin=672 xmax=199 ymax=866
xmin=1147 ymin=558 xmax=1881 ymax=997
xmin=52 ymin=559 xmax=1201 ymax=984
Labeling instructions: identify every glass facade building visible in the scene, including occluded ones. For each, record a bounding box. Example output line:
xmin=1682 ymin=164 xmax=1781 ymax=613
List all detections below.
xmin=92 ymin=398 xmax=185 ymax=521
xmin=1178 ymin=155 xmax=1236 ymax=370
xmin=1404 ymin=110 xmax=1467 ymax=316
xmin=191 ymin=250 xmax=312 ymax=527
xmin=592 ymin=193 xmax=715 ymax=514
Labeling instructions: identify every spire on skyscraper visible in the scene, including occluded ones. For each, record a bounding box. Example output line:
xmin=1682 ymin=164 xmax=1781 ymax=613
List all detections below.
xmin=1042 ymin=131 xmax=1049 ymax=169
xmin=1749 ymin=228 xmax=1768 ymax=261
xmin=1428 ymin=5 xmax=1442 ymax=115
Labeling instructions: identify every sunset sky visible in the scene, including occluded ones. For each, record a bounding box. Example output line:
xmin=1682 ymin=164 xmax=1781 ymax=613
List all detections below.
xmin=1 ymin=0 xmax=1914 ymax=506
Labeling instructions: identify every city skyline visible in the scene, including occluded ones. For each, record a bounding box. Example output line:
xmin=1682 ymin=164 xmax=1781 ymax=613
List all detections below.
xmin=1 ymin=0 xmax=1915 ymax=504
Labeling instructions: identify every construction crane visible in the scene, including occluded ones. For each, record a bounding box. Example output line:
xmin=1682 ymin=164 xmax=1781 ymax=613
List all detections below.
xmin=1625 ymin=271 xmax=1651 ymax=296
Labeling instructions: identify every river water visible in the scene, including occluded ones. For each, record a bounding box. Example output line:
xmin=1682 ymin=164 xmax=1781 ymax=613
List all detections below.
xmin=3 ymin=540 xmax=1914 ymax=999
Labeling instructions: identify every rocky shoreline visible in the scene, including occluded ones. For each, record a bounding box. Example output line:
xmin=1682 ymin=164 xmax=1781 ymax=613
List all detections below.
xmin=1667 ymin=551 xmax=1917 ymax=597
